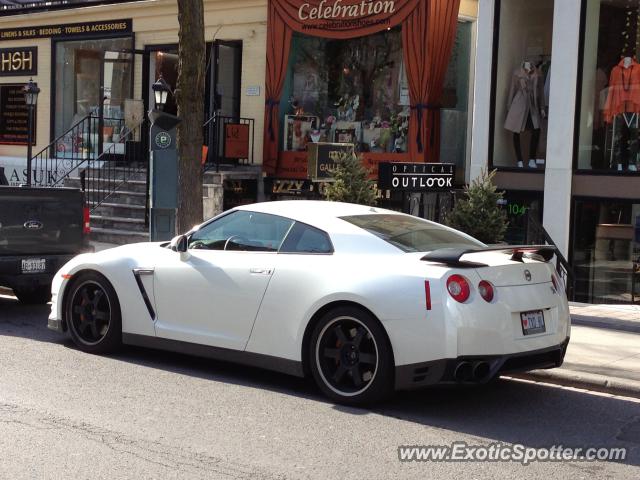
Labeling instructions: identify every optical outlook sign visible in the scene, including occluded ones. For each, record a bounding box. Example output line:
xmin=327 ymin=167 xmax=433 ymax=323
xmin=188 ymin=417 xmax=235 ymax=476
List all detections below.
xmin=378 ymin=162 xmax=456 ymax=191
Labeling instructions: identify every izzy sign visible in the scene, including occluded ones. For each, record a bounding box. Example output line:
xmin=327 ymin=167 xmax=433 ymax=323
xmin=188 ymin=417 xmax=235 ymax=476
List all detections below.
xmin=378 ymin=162 xmax=456 ymax=192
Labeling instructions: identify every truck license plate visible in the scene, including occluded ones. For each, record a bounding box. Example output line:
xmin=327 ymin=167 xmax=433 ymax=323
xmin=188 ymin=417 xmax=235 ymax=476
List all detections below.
xmin=520 ymin=310 xmax=546 ymax=336
xmin=21 ymin=258 xmax=46 ymax=274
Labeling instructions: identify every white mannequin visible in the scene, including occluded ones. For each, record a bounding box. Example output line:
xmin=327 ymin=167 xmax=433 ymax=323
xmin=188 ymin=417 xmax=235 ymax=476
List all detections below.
xmin=624 ymin=56 xmax=633 ymax=68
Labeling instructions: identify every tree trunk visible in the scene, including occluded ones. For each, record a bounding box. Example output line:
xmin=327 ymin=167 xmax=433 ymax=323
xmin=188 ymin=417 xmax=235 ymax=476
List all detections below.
xmin=175 ymin=0 xmax=205 ymax=233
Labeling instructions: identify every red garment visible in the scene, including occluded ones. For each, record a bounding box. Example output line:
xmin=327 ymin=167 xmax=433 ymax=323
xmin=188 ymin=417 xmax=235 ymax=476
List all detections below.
xmin=603 ymin=59 xmax=640 ymax=123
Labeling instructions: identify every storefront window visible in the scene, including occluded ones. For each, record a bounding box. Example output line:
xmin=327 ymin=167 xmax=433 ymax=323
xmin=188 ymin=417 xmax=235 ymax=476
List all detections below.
xmin=491 ymin=0 xmax=554 ymax=170
xmin=54 ymin=37 xmax=133 ymax=139
xmin=441 ymin=20 xmax=473 ymax=184
xmin=498 ymin=190 xmax=544 ymax=245
xmin=280 ymin=27 xmax=409 ymax=154
xmin=577 ymin=0 xmax=640 ymax=172
xmin=573 ymin=199 xmax=640 ymax=304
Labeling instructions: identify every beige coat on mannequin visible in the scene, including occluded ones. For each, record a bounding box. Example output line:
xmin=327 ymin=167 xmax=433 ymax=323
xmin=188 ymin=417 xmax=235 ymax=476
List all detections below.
xmin=504 ymin=66 xmax=545 ymax=133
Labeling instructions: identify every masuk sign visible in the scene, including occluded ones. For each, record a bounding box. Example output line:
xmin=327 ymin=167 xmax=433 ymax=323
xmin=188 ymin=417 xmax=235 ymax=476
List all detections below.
xmin=378 ymin=162 xmax=456 ymax=192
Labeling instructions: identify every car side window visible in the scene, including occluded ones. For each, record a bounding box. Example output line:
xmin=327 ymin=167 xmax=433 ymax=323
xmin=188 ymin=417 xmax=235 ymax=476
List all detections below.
xmin=279 ymin=222 xmax=333 ymax=254
xmin=189 ymin=211 xmax=294 ymax=252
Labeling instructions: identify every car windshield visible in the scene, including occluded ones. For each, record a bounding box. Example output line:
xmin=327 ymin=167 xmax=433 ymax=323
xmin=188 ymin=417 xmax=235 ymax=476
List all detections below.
xmin=340 ymin=214 xmax=485 ymax=253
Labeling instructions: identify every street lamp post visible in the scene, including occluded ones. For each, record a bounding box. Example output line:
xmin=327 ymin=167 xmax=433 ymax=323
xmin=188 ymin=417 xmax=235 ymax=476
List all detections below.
xmin=152 ymin=75 xmax=171 ymax=111
xmin=23 ymin=78 xmax=40 ymax=187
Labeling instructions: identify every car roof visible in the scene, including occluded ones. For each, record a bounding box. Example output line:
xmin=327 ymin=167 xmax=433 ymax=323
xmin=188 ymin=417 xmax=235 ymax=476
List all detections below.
xmin=234 ymin=200 xmax=402 ymax=228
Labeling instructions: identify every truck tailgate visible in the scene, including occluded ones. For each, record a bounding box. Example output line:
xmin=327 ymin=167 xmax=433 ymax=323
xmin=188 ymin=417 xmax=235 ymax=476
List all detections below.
xmin=0 ymin=187 xmax=84 ymax=255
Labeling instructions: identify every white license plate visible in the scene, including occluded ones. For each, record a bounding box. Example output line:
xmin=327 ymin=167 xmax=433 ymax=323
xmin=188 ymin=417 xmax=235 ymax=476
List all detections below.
xmin=21 ymin=258 xmax=46 ymax=274
xmin=520 ymin=310 xmax=546 ymax=336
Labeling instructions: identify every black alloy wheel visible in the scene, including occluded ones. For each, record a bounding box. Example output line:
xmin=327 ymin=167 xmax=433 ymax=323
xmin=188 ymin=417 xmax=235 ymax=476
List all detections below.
xmin=66 ymin=272 xmax=122 ymax=354
xmin=310 ymin=306 xmax=393 ymax=405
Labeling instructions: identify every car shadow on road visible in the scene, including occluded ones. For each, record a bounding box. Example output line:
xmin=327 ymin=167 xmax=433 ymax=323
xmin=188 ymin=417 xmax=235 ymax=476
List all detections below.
xmin=2 ymin=294 xmax=639 ymax=467
xmin=0 ymin=295 xmax=66 ymax=345
xmin=104 ymin=344 xmax=640 ymax=468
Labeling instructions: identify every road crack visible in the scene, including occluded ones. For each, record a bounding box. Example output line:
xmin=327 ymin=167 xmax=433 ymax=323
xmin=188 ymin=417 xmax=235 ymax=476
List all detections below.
xmin=0 ymin=401 xmax=289 ymax=480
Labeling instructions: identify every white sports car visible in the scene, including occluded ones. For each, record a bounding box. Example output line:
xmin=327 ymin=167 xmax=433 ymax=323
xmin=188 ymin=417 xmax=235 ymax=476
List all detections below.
xmin=49 ymin=201 xmax=570 ymax=404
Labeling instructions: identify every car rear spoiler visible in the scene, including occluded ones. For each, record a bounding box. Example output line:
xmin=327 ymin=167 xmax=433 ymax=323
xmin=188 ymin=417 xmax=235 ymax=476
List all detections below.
xmin=421 ymin=245 xmax=556 ymax=268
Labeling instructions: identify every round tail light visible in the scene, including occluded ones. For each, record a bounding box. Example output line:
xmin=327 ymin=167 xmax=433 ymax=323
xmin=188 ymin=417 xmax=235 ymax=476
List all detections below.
xmin=478 ymin=280 xmax=494 ymax=302
xmin=447 ymin=274 xmax=471 ymax=303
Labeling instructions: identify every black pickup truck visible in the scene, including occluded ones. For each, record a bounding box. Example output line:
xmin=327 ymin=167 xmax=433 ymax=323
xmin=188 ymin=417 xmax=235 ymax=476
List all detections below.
xmin=0 ymin=187 xmax=88 ymax=304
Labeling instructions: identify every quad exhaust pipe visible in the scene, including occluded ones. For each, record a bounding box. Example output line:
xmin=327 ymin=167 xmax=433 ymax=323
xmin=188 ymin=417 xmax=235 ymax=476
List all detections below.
xmin=454 ymin=361 xmax=491 ymax=382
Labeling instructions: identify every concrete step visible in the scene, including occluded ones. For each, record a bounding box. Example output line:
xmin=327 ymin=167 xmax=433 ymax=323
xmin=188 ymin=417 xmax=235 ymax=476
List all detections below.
xmin=90 ymin=215 xmax=147 ymax=232
xmin=79 ymin=167 xmax=148 ymax=182
xmin=63 ymin=177 xmax=81 ymax=189
xmin=65 ymin=176 xmax=148 ymax=194
xmin=92 ymin=202 xmax=147 ymax=219
xmin=85 ymin=189 xmax=147 ymax=206
xmin=89 ymin=227 xmax=148 ymax=245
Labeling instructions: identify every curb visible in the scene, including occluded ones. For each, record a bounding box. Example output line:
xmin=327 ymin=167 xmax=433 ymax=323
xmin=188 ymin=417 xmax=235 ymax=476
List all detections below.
xmin=571 ymin=314 xmax=640 ymax=334
xmin=510 ymin=369 xmax=640 ymax=399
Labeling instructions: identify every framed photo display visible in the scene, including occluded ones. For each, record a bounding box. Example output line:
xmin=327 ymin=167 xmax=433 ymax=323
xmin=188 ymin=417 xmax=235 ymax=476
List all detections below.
xmin=284 ymin=114 xmax=319 ymax=151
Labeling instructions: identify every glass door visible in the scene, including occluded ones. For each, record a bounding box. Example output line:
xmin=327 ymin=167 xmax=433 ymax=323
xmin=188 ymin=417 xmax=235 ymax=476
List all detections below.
xmin=54 ymin=37 xmax=132 ymax=138
xmin=207 ymin=40 xmax=242 ymax=164
xmin=211 ymin=40 xmax=242 ymax=119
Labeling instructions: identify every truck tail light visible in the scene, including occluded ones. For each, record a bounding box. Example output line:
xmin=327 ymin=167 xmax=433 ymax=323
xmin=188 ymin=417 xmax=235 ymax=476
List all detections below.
xmin=82 ymin=206 xmax=91 ymax=234
xmin=447 ymin=274 xmax=471 ymax=303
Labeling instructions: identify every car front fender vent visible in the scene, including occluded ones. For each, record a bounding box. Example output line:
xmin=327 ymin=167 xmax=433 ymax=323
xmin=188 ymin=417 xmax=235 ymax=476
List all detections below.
xmin=132 ymin=268 xmax=156 ymax=320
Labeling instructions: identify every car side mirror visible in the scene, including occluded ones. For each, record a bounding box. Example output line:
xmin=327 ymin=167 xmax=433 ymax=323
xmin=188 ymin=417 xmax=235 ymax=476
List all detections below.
xmin=170 ymin=234 xmax=188 ymax=253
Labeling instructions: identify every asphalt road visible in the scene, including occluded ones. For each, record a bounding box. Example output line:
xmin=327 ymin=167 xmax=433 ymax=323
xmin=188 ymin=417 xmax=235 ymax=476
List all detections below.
xmin=1 ymin=293 xmax=639 ymax=479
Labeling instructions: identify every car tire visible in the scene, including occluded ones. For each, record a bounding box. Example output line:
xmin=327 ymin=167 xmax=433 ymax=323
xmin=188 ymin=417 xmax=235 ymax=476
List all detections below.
xmin=309 ymin=306 xmax=394 ymax=406
xmin=65 ymin=272 xmax=122 ymax=354
xmin=14 ymin=285 xmax=51 ymax=305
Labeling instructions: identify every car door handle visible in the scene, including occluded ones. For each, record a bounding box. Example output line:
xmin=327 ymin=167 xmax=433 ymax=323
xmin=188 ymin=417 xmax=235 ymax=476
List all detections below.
xmin=249 ymin=267 xmax=273 ymax=275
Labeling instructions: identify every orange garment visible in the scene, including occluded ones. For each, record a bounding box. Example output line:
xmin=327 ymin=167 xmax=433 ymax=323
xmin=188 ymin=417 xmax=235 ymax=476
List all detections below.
xmin=603 ymin=59 xmax=640 ymax=123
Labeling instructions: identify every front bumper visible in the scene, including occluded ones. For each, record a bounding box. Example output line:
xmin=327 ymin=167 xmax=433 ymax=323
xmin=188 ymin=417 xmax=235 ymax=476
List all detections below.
xmin=47 ymin=316 xmax=65 ymax=333
xmin=395 ymin=337 xmax=570 ymax=390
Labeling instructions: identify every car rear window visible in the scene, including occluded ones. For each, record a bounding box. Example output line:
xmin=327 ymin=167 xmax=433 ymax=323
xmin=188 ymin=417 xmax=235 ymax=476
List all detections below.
xmin=340 ymin=214 xmax=484 ymax=253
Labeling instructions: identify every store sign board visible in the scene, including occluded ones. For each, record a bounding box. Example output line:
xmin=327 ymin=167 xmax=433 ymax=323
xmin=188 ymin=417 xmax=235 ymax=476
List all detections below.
xmin=378 ymin=162 xmax=455 ymax=191
xmin=0 ymin=47 xmax=37 ymax=76
xmin=307 ymin=142 xmax=354 ymax=181
xmin=271 ymin=179 xmax=312 ymax=194
xmin=0 ymin=84 xmax=35 ymax=146
xmin=224 ymin=123 xmax=250 ymax=159
xmin=0 ymin=19 xmax=132 ymax=41
xmin=272 ymin=0 xmax=419 ymax=38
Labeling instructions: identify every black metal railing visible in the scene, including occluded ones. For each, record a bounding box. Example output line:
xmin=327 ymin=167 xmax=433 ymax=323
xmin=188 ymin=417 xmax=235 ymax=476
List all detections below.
xmin=526 ymin=212 xmax=575 ymax=299
xmin=80 ymin=118 xmax=149 ymax=211
xmin=203 ymin=113 xmax=255 ymax=172
xmin=29 ymin=113 xmax=127 ymax=188
xmin=30 ymin=113 xmax=98 ymax=187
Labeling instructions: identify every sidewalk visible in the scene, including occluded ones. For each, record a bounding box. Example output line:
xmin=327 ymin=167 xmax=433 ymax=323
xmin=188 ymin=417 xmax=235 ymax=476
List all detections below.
xmin=90 ymin=241 xmax=119 ymax=252
xmin=569 ymin=301 xmax=640 ymax=333
xmin=515 ymin=303 xmax=640 ymax=398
